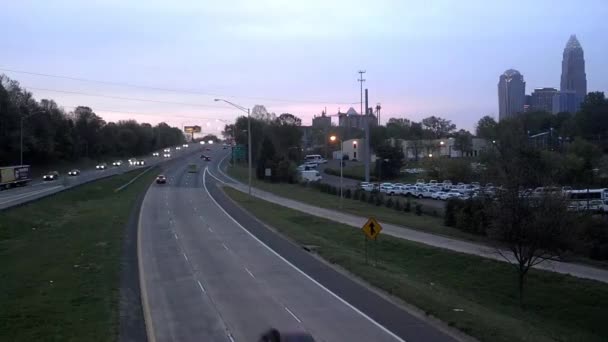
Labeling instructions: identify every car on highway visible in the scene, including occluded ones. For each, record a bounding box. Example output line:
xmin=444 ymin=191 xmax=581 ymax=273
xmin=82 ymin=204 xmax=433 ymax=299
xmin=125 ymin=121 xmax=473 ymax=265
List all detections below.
xmin=43 ymin=171 xmax=60 ymax=181
xmin=163 ymin=148 xmax=171 ymax=152
xmin=199 ymin=141 xmax=206 ymax=145
xmin=96 ymin=163 xmax=107 ymax=170
xmin=152 ymin=152 xmax=160 ymax=157
xmin=67 ymin=169 xmax=80 ymax=176
xmin=112 ymin=160 xmax=123 ymax=166
xmin=134 ymin=160 xmax=146 ymax=166
xmin=201 ymin=154 xmax=211 ymax=161
xmin=163 ymin=153 xmax=171 ymax=158
xmin=205 ymin=147 xmax=211 ymax=151
xmin=175 ymin=146 xmax=181 ymax=150
xmin=223 ymin=145 xmax=228 ymax=149
xmin=156 ymin=175 xmax=167 ymax=184
xmin=182 ymin=144 xmax=189 ymax=148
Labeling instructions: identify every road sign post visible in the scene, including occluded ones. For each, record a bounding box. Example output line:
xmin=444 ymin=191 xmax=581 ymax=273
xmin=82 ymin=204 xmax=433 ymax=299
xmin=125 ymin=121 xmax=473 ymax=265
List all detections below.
xmin=361 ymin=217 xmax=382 ymax=266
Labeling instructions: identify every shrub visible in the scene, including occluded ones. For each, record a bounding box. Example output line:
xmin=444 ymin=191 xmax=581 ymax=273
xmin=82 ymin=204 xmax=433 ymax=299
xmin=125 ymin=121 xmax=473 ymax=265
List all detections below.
xmin=386 ymin=197 xmax=394 ymax=208
xmin=444 ymin=198 xmax=461 ymax=226
xmin=345 ymin=189 xmax=352 ymax=199
xmin=368 ymin=194 xmax=375 ymax=204
xmin=415 ymin=203 xmax=423 ymax=216
xmin=394 ymin=200 xmax=402 ymax=211
xmin=404 ymin=199 xmax=411 ymax=212
xmin=375 ymin=195 xmax=384 ymax=206
xmin=353 ymin=189 xmax=360 ymax=200
xmin=360 ymin=191 xmax=367 ymax=202
xmin=454 ymin=198 xmax=489 ymax=236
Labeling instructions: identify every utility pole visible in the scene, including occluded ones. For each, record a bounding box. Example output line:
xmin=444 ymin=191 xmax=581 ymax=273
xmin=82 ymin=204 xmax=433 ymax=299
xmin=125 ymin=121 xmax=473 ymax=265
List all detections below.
xmin=358 ymin=70 xmax=370 ymax=183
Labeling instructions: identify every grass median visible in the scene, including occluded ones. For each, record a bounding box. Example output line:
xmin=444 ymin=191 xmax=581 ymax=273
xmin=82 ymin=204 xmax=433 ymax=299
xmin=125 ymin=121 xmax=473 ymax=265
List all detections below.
xmin=227 ymin=164 xmax=483 ymax=242
xmin=224 ymin=187 xmax=608 ymax=342
xmin=0 ymin=168 xmax=158 ymax=342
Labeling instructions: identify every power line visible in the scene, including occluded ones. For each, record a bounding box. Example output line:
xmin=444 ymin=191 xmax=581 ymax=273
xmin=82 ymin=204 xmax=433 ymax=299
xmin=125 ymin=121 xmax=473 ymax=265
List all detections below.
xmin=1 ymin=67 xmax=359 ymax=105
xmin=24 ymin=86 xmax=228 ymax=109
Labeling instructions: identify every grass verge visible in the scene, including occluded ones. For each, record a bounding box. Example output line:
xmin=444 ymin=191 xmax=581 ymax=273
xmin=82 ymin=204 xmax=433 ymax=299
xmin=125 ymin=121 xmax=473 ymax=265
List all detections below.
xmin=224 ymin=187 xmax=608 ymax=342
xmin=0 ymin=168 xmax=158 ymax=342
xmin=228 ymin=164 xmax=483 ymax=242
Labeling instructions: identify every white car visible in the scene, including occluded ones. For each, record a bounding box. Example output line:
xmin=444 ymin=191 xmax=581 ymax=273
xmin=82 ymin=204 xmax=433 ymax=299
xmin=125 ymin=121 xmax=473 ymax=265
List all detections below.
xmin=380 ymin=185 xmax=402 ymax=196
xmin=304 ymin=162 xmax=318 ymax=169
xmin=432 ymin=191 xmax=446 ymax=200
xmin=445 ymin=190 xmax=463 ymax=200
xmin=421 ymin=188 xmax=438 ymax=198
xmin=96 ymin=163 xmax=107 ymax=170
xmin=360 ymin=182 xmax=375 ymax=192
xmin=402 ymin=185 xmax=422 ymax=197
xmin=438 ymin=192 xmax=451 ymax=200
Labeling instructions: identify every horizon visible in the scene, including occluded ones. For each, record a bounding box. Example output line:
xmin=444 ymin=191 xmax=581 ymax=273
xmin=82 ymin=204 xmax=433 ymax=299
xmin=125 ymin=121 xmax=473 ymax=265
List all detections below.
xmin=2 ymin=0 xmax=607 ymax=132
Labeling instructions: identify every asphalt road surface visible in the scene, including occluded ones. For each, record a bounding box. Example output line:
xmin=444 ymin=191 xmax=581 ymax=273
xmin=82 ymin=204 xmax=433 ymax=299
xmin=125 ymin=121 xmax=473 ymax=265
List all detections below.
xmin=0 ymin=146 xmax=199 ymax=210
xmin=139 ymin=147 xmax=458 ymax=342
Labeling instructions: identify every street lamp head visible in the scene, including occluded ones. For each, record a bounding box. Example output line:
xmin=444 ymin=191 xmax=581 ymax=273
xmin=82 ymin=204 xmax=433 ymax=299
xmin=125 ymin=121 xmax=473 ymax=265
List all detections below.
xmin=440 ymin=141 xmax=445 ymax=145
xmin=330 ymin=135 xmax=337 ymax=142
xmin=213 ymin=98 xmax=221 ymax=102
xmin=428 ymin=153 xmax=433 ymax=158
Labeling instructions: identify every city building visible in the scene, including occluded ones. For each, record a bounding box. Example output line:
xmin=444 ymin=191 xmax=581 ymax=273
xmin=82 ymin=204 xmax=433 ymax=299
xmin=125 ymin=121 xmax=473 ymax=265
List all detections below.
xmin=399 ymin=138 xmax=490 ymax=160
xmin=312 ymin=111 xmax=331 ymax=130
xmin=560 ymin=35 xmax=587 ymax=108
xmin=299 ymin=126 xmax=313 ymax=150
xmin=338 ymin=107 xmax=378 ymax=130
xmin=498 ymin=69 xmax=526 ymax=121
xmin=334 ymin=139 xmax=376 ymax=162
xmin=552 ymin=91 xmax=579 ymax=114
xmin=530 ymin=87 xmax=558 ymax=112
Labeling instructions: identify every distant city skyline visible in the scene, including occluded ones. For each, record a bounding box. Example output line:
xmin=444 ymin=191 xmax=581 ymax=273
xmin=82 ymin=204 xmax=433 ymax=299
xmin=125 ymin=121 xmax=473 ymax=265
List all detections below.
xmin=2 ymin=1 xmax=607 ymax=132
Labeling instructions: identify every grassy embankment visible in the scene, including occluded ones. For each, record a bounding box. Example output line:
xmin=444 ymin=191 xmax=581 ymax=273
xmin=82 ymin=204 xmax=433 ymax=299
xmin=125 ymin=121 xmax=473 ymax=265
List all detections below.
xmin=0 ymin=168 xmax=158 ymax=341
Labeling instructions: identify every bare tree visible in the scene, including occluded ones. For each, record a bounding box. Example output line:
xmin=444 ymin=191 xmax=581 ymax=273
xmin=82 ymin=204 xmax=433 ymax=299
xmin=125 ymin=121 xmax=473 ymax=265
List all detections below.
xmin=488 ymin=189 xmax=571 ymax=305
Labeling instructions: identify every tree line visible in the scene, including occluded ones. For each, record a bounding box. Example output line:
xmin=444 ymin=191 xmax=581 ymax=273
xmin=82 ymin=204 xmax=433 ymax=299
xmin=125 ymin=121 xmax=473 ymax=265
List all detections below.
xmin=0 ymin=75 xmax=185 ymax=166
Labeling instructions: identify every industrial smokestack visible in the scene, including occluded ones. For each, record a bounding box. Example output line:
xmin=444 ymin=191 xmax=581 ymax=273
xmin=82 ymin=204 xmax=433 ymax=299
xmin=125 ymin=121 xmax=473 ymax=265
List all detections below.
xmin=364 ymin=89 xmax=369 ymax=115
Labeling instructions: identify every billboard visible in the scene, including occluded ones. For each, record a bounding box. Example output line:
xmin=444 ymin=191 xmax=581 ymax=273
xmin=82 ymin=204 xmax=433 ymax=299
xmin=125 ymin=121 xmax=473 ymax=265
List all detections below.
xmin=184 ymin=125 xmax=201 ymax=133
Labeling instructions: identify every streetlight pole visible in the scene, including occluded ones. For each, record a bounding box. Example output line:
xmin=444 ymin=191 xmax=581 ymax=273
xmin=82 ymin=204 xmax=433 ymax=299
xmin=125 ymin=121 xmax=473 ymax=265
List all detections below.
xmin=215 ymin=99 xmax=252 ymax=196
xmin=330 ymin=135 xmax=343 ymax=208
xmin=20 ymin=116 xmax=23 ymax=165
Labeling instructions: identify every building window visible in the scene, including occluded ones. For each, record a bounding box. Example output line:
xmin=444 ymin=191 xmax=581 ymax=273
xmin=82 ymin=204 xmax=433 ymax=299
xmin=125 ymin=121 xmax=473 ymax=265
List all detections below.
xmin=353 ymin=152 xmax=357 ymax=159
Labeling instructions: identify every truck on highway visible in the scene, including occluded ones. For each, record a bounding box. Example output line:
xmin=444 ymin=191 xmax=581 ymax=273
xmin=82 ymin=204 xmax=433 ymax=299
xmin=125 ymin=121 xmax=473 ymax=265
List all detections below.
xmin=0 ymin=165 xmax=31 ymax=190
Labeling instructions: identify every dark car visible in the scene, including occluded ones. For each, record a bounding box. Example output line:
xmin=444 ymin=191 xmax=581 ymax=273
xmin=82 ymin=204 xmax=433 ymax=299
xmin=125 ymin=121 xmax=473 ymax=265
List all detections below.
xmin=205 ymin=147 xmax=211 ymax=151
xmin=67 ymin=169 xmax=80 ymax=176
xmin=43 ymin=171 xmax=60 ymax=181
xmin=156 ymin=175 xmax=167 ymax=184
xmin=200 ymin=154 xmax=211 ymax=161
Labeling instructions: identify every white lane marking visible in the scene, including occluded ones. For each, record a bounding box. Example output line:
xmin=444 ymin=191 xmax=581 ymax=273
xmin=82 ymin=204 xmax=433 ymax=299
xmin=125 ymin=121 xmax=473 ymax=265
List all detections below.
xmin=202 ymin=168 xmax=405 ymax=342
xmin=208 ymin=227 xmax=214 ymax=232
xmin=245 ymin=267 xmax=255 ymax=279
xmin=0 ymin=185 xmax=63 ymax=205
xmin=197 ymin=280 xmax=206 ymax=293
xmin=222 ymin=243 xmax=229 ymax=251
xmin=227 ymin=333 xmax=236 ymax=342
xmin=284 ymin=307 xmax=302 ymax=323
xmin=183 ymin=253 xmax=189 ymax=262
xmin=174 ymin=233 xmax=178 ymax=239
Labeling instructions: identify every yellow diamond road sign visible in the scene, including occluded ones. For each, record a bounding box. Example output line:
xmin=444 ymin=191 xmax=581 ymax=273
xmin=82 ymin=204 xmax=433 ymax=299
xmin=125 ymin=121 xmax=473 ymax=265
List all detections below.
xmin=362 ymin=217 xmax=382 ymax=240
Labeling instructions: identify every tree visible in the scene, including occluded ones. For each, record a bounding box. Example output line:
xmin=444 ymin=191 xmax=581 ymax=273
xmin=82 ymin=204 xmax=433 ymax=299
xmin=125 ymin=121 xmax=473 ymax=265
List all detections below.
xmin=251 ymin=104 xmax=276 ymax=122
xmin=386 ymin=117 xmax=411 ymax=139
xmin=276 ymin=113 xmax=301 ymax=126
xmin=374 ymin=143 xmax=404 ymax=179
xmin=421 ymin=116 xmax=456 ymax=138
xmin=576 ymin=92 xmax=608 ymax=140
xmin=201 ymin=134 xmax=220 ymax=142
xmin=488 ymin=189 xmax=572 ymax=305
xmin=475 ymin=115 xmax=498 ymax=140
xmin=453 ymin=129 xmax=473 ymax=157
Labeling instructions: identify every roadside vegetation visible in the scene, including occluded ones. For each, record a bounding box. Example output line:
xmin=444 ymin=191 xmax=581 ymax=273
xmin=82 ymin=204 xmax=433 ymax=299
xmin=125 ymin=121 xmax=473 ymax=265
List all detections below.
xmin=227 ymin=164 xmax=484 ymax=242
xmin=225 ymin=187 xmax=608 ymax=342
xmin=0 ymin=169 xmax=158 ymax=341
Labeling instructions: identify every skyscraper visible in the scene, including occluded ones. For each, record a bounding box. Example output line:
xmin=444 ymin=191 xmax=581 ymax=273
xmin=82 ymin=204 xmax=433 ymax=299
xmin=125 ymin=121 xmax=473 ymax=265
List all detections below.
xmin=560 ymin=35 xmax=587 ymax=104
xmin=498 ymin=69 xmax=526 ymax=121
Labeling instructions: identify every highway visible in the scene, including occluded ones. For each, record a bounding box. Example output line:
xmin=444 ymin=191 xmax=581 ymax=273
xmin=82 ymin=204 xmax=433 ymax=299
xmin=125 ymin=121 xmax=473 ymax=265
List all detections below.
xmin=0 ymin=146 xmax=199 ymax=210
xmin=139 ymin=146 xmax=459 ymax=342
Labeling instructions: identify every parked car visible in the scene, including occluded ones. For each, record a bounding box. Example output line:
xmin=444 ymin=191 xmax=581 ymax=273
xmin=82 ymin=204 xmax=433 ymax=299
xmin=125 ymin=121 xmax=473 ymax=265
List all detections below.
xmin=445 ymin=189 xmax=463 ymax=199
xmin=432 ymin=191 xmax=446 ymax=200
xmin=421 ymin=187 xmax=439 ymax=198
xmin=380 ymin=185 xmax=402 ymax=196
xmin=43 ymin=171 xmax=60 ymax=181
xmin=67 ymin=169 xmax=80 ymax=176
